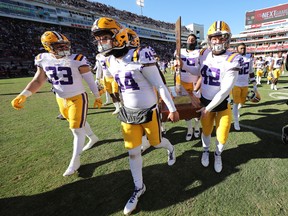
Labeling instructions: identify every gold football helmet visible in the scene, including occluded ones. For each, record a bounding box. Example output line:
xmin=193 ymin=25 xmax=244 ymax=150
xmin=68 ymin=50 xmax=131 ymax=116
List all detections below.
xmin=91 ymin=17 xmax=128 ymax=54
xmin=126 ymin=28 xmax=140 ymax=47
xmin=41 ymin=31 xmax=71 ymax=57
xmin=247 ymin=89 xmax=261 ymax=103
xmin=207 ymin=21 xmax=231 ymax=54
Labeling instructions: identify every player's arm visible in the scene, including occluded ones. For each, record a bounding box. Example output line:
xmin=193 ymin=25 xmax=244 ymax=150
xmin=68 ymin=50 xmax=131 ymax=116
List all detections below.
xmin=248 ymin=60 xmax=257 ymax=90
xmin=79 ymin=65 xmax=102 ymax=108
xmin=142 ymin=64 xmax=179 ymax=122
xmin=95 ymin=60 xmax=103 ymax=83
xmin=206 ymin=69 xmax=238 ymax=112
xmin=11 ymin=66 xmax=47 ymax=110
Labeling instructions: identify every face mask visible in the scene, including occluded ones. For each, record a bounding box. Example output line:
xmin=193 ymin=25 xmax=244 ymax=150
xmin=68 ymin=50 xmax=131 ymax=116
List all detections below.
xmin=186 ymin=43 xmax=196 ymax=50
xmin=98 ymin=43 xmax=112 ymax=53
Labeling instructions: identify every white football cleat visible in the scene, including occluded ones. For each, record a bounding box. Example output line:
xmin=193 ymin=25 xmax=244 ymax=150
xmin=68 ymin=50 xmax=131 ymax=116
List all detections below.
xmin=274 ymin=85 xmax=278 ymax=91
xmin=123 ymin=184 xmax=146 ymax=215
xmin=82 ymin=135 xmax=99 ymax=151
xmin=194 ymin=129 xmax=200 ymax=138
xmin=167 ymin=145 xmax=176 ymax=166
xmin=201 ymin=151 xmax=209 ymax=167
xmin=234 ymin=121 xmax=240 ymax=131
xmin=214 ymin=153 xmax=222 ymax=173
xmin=63 ymin=157 xmax=80 ymax=177
xmin=185 ymin=129 xmax=193 ymax=141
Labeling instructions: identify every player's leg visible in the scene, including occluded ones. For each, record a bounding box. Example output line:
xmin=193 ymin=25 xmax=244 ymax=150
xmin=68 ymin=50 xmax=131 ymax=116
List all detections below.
xmin=200 ymin=112 xmax=215 ymax=167
xmin=185 ymin=119 xmax=193 ymax=141
xmin=214 ymin=106 xmax=232 ymax=173
xmin=82 ymin=121 xmax=99 ymax=151
xmin=145 ymin=108 xmax=176 ymax=166
xmin=58 ymin=93 xmax=88 ymax=176
xmin=121 ymin=122 xmax=146 ymax=215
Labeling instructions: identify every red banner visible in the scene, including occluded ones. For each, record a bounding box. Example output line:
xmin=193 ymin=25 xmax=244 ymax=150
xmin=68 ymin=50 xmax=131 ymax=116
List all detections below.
xmin=246 ymin=4 xmax=288 ymax=26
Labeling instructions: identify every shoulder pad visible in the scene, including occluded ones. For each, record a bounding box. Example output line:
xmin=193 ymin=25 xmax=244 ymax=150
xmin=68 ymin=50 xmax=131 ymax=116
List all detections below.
xmin=137 ymin=46 xmax=157 ymax=64
xmin=132 ymin=47 xmax=142 ymax=62
xmin=35 ymin=53 xmax=43 ymax=61
xmin=73 ymin=54 xmax=84 ymax=61
xmin=226 ymin=52 xmax=240 ymax=62
xmin=105 ymin=56 xmax=113 ymax=68
xmin=200 ymin=48 xmax=207 ymax=55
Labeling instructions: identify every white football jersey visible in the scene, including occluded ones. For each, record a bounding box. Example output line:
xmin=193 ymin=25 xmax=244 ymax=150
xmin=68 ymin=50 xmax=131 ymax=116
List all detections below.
xmin=235 ymin=54 xmax=255 ymax=87
xmin=107 ymin=47 xmax=175 ymax=110
xmin=256 ymin=59 xmax=265 ymax=69
xmin=265 ymin=56 xmax=273 ymax=67
xmin=95 ymin=54 xmax=112 ymax=79
xmin=199 ymin=49 xmax=242 ymax=100
xmin=35 ymin=53 xmax=89 ymax=98
xmin=178 ymin=48 xmax=200 ymax=83
xmin=273 ymin=57 xmax=284 ymax=69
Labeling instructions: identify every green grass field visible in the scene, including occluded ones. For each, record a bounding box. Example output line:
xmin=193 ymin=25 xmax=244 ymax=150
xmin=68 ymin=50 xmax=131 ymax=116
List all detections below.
xmin=1 ymin=72 xmax=288 ymax=216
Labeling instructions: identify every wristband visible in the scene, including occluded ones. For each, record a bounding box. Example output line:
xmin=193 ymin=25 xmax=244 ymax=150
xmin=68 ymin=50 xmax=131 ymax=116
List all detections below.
xmin=20 ymin=89 xmax=32 ymax=97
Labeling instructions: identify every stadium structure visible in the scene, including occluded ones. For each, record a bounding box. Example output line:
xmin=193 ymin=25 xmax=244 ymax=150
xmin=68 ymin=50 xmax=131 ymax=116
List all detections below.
xmin=230 ymin=3 xmax=288 ymax=55
xmin=0 ymin=0 xmax=196 ymax=76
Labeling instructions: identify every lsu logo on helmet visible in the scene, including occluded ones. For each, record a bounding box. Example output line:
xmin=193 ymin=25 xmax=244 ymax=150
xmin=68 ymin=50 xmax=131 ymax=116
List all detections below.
xmin=247 ymin=89 xmax=261 ymax=103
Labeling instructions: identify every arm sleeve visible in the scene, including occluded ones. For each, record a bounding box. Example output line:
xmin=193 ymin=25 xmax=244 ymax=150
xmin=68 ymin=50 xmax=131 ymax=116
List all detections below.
xmin=249 ymin=59 xmax=256 ymax=84
xmin=82 ymin=72 xmax=100 ymax=98
xmin=142 ymin=65 xmax=176 ymax=112
xmin=206 ymin=69 xmax=238 ymax=112
xmin=95 ymin=61 xmax=102 ymax=80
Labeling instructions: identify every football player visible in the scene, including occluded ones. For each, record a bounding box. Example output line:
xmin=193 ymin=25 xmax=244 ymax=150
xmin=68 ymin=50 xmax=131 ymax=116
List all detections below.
xmin=175 ymin=33 xmax=202 ymax=141
xmin=91 ymin=17 xmax=179 ymax=215
xmin=95 ymin=53 xmax=122 ymax=114
xmin=232 ymin=43 xmax=257 ymax=131
xmin=255 ymin=56 xmax=265 ymax=85
xmin=270 ymin=51 xmax=285 ymax=90
xmin=265 ymin=52 xmax=274 ymax=84
xmin=176 ymin=21 xmax=242 ymax=173
xmin=11 ymin=31 xmax=102 ymax=176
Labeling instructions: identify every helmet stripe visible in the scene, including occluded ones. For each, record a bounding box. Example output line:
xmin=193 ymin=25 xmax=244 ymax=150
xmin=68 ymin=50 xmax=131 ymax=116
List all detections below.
xmin=52 ymin=31 xmax=63 ymax=40
xmin=215 ymin=21 xmax=222 ymax=31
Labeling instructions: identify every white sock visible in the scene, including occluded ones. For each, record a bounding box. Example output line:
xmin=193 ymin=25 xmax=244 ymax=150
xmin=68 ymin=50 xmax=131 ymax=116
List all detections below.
xmin=194 ymin=118 xmax=200 ymax=131
xmin=154 ymin=137 xmax=173 ymax=152
xmin=233 ymin=103 xmax=239 ymax=122
xmin=70 ymin=128 xmax=86 ymax=167
xmin=128 ymin=145 xmax=143 ymax=189
xmin=84 ymin=121 xmax=95 ymax=138
xmin=215 ymin=140 xmax=224 ymax=155
xmin=105 ymin=91 xmax=110 ymax=103
xmin=201 ymin=133 xmax=211 ymax=151
xmin=186 ymin=119 xmax=193 ymax=132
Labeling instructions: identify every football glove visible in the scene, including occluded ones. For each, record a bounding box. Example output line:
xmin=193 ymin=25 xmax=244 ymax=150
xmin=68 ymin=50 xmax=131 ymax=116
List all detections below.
xmin=94 ymin=97 xmax=102 ymax=109
xmin=11 ymin=95 xmax=27 ymax=110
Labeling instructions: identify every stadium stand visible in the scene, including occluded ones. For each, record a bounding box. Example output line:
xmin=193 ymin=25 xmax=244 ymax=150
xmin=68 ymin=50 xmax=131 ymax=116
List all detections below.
xmin=0 ymin=0 xmax=184 ymax=78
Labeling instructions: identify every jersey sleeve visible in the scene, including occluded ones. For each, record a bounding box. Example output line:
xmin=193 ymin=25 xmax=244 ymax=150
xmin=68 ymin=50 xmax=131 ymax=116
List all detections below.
xmin=34 ymin=53 xmax=44 ymax=67
xmin=73 ymin=54 xmax=90 ymax=67
xmin=138 ymin=47 xmax=157 ymax=64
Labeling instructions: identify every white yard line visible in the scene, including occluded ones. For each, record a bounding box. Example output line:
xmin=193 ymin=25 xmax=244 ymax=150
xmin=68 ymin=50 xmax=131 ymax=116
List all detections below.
xmin=239 ymin=124 xmax=282 ymax=137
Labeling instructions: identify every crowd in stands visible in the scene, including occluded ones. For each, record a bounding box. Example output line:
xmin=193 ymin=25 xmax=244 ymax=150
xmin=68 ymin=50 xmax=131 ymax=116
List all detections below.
xmin=0 ymin=16 xmax=175 ymax=78
xmin=38 ymin=0 xmax=180 ymax=31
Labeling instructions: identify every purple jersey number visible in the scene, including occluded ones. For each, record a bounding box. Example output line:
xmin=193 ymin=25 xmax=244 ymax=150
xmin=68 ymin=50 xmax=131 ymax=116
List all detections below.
xmin=115 ymin=71 xmax=140 ymax=92
xmin=201 ymin=65 xmax=220 ymax=86
xmin=239 ymin=62 xmax=249 ymax=75
xmin=45 ymin=66 xmax=73 ymax=85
